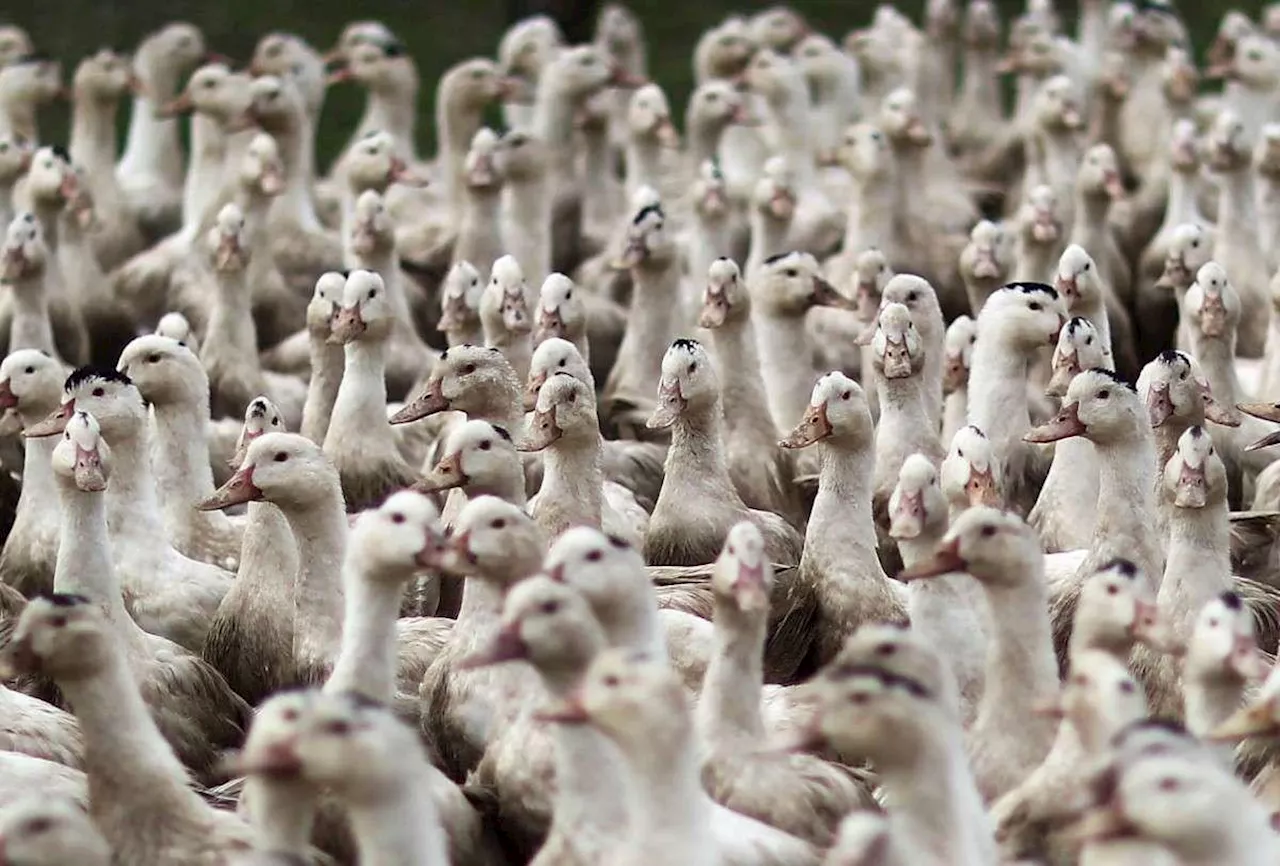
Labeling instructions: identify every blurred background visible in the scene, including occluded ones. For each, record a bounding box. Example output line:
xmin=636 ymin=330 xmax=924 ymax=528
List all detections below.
xmin=14 ymin=0 xmax=1235 ymax=167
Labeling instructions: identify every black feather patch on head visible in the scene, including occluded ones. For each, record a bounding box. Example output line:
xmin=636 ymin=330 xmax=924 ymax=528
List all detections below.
xmin=606 ymin=534 xmax=631 ymax=550
xmin=962 ymin=424 xmax=988 ymax=439
xmin=64 ymin=366 xmax=132 ymax=392
xmin=1066 ymin=316 xmax=1090 ymax=332
xmin=1219 ymin=590 xmax=1243 ymax=611
xmin=339 ymin=269 xmax=353 ymax=279
xmin=671 ymin=338 xmax=700 ymax=352
xmin=1157 ymin=349 xmax=1186 ymax=365
xmin=43 ymin=592 xmax=90 ymax=607
xmin=1188 ymin=425 xmax=1204 ymax=439
xmin=1088 ymin=368 xmax=1137 ymax=392
xmin=491 ymin=425 xmax=511 ymax=443
xmin=50 ymin=144 xmax=70 ymax=164
xmin=1099 ymin=558 xmax=1138 ymax=579
xmin=1002 ymin=281 xmax=1059 ymax=299
xmin=632 ymin=203 xmax=663 ymax=225
xmin=763 ymin=251 xmax=796 ymax=266
xmin=380 ymin=39 xmax=407 ymax=58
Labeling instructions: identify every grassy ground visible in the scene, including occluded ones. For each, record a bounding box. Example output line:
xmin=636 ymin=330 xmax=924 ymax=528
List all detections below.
xmin=19 ymin=0 xmax=1225 ymax=168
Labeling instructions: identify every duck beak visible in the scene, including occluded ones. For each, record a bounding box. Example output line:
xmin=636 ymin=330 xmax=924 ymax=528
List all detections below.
xmin=328 ymin=305 xmax=366 ymax=344
xmin=24 ymin=399 xmax=74 ymax=438
xmin=524 ymin=371 xmax=547 ymax=411
xmin=1146 ymin=384 xmax=1174 ymax=428
xmin=731 ymin=559 xmax=770 ymax=612
xmin=1031 ymin=695 xmax=1065 ymax=720
xmin=655 ymin=117 xmax=680 ymax=149
xmin=214 ymin=234 xmax=245 ymax=271
xmin=535 ymin=306 xmax=564 ymax=342
xmin=1198 ymin=295 xmax=1226 ymax=337
xmin=1230 ymin=638 xmax=1270 ymax=681
xmin=1053 ymin=274 xmax=1079 ymax=304
xmin=458 ymin=622 xmax=529 ymax=670
xmin=971 ymin=246 xmax=1000 ymax=279
xmin=1032 ymin=212 xmax=1060 ymax=243
xmin=898 ymin=536 xmax=965 ymax=581
xmin=966 ymin=466 xmax=1000 ymax=507
xmin=326 ymin=63 xmax=354 ymax=86
xmin=699 ymin=291 xmax=730 ymax=329
xmin=889 ymin=490 xmax=926 ymax=539
xmin=1046 ymin=354 xmax=1079 ymax=398
xmin=156 ymin=91 xmax=194 ymax=118
xmin=1238 ymin=402 xmax=1280 ymax=424
xmin=501 ymin=294 xmax=532 ymax=334
xmin=198 ymin=464 xmax=263 ymax=510
xmin=534 ymin=693 xmax=591 ymax=724
xmin=0 ymin=379 xmax=16 ymax=411
xmin=904 ymin=114 xmax=932 ymax=146
xmin=768 ymin=189 xmax=795 ymax=220
xmin=415 ymin=451 xmax=466 ymax=494
xmin=1130 ymin=600 xmax=1183 ymax=654
xmin=1069 ymin=803 xmax=1135 ymax=844
xmin=1060 ymin=102 xmax=1083 ymax=129
xmin=942 ymin=354 xmax=967 ymax=395
xmin=1208 ymin=699 xmax=1280 ymax=741
xmin=259 ymin=163 xmax=285 ymax=196
xmin=809 ymin=276 xmax=855 ymax=311
xmin=0 ymin=633 xmax=37 ymax=678
xmin=611 ymin=240 xmax=647 ymax=271
xmin=778 ymin=400 xmax=832 ymax=448
xmin=608 ymin=64 xmax=647 ymax=88
xmin=878 ymin=338 xmax=914 ymax=380
xmin=1173 ymin=459 xmax=1208 ymax=508
xmin=390 ymin=377 xmax=448 ymax=424
xmin=1025 ymin=402 xmax=1086 ymax=443
xmin=224 ymin=741 xmax=303 ymax=779
xmin=646 ymin=378 xmax=686 ymax=430
xmin=1245 ymin=430 xmax=1280 ymax=452
xmin=519 ymin=407 xmax=562 ymax=451
xmin=74 ymin=442 xmax=107 ymax=493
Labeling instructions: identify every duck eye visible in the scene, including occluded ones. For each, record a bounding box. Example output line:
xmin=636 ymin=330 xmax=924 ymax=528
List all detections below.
xmin=23 ymin=366 xmax=32 ymax=373
xmin=390 ymin=512 xmax=405 ymax=524
xmin=326 ymin=720 xmax=352 ymax=736
xmin=50 ymin=615 xmax=66 ymax=628
xmin=92 ymin=387 xmax=105 ymax=397
xmin=1083 ymin=262 xmax=1091 ymax=271
xmin=1208 ymin=618 xmax=1220 ymax=627
xmin=603 ymin=674 xmax=620 ymax=686
xmin=1158 ymin=777 xmax=1180 ymax=792
xmin=281 ymin=707 xmax=299 ymax=721
xmin=1118 ymin=680 xmax=1135 ymax=693
xmin=541 ymin=600 xmax=560 ymax=614
xmin=907 ymin=291 xmax=918 ymax=302
xmin=367 ymin=289 xmax=377 ymax=300
xmin=1106 ymin=584 xmax=1119 ymax=595
xmin=557 ymin=359 xmax=566 ymax=367
xmin=980 ymin=525 xmax=997 ymax=537
xmin=841 ymin=391 xmax=851 ymax=400
xmin=461 ymin=363 xmax=477 ymax=375
xmin=783 ymin=268 xmax=797 ymax=278
xmin=875 ymin=643 xmax=896 ymax=656
xmin=1029 ymin=302 xmax=1042 ymax=311
xmin=274 ymin=452 xmax=288 ymax=462
xmin=491 ymin=518 xmax=506 ymax=529
xmin=148 ymin=354 xmax=161 ymax=363
xmin=25 ymin=817 xmax=51 ymax=834
xmin=585 ymin=549 xmax=603 ymax=562
xmin=1098 ymin=389 xmax=1110 ymax=399
xmin=688 ymin=362 xmax=697 ymax=374
xmin=479 ymin=440 xmax=492 ymax=451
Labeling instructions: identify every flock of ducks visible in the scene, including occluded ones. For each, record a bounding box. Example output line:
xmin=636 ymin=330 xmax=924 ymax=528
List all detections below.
xmin=7 ymin=1 xmax=1280 ymax=865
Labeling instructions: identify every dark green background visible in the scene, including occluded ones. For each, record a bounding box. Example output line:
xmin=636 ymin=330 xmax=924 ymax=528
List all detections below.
xmin=12 ymin=0 xmax=1250 ymax=170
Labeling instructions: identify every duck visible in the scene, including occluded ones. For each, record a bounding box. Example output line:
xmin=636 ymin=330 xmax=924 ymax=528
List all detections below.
xmin=115 ymin=334 xmax=243 ymax=571
xmin=0 ymin=348 xmax=65 ymax=596
xmin=902 ymin=506 xmax=1059 ymax=803
xmin=199 ymin=397 xmax=302 ymax=707
xmin=298 ymin=272 xmax=346 ymax=446
xmin=778 ymin=371 xmax=906 ymax=678
xmin=540 ymin=646 xmax=822 ymax=866
xmin=453 ymin=128 xmax=505 ymax=283
xmin=1053 ymin=242 xmax=1138 ymax=380
xmin=115 ymin=22 xmax=207 ymax=240
xmin=0 ymin=55 xmax=60 ymax=144
xmin=198 ymin=431 xmax=346 ymax=685
xmin=966 ymin=282 xmax=1066 ymax=515
xmin=698 ymin=258 xmax=800 ymax=524
xmin=941 ymin=315 xmax=978 ymax=445
xmin=645 ymin=338 xmax=802 ymax=567
xmin=416 ymin=418 xmax=526 ymax=514
xmin=0 ymin=213 xmax=58 ymax=361
xmin=322 ymin=269 xmax=417 ymax=511
xmin=1011 ymin=184 xmax=1068 ymax=285
xmin=0 ymin=798 xmax=110 ymax=865
xmin=698 ymin=522 xmax=874 ymax=847
xmin=481 ymin=254 xmax=535 ymax=384
xmin=522 ymin=370 xmax=647 ymax=546
xmin=438 ymin=261 xmax=486 ymax=348
xmin=798 ymin=660 xmax=996 ymax=866
xmin=1 ymin=595 xmax=254 ymax=863
xmin=958 ymin=220 xmax=1015 ymax=316
xmin=1183 ymin=591 xmax=1269 ymax=755
xmin=24 ymin=366 xmax=233 ymax=651
xmin=1068 ymin=143 xmax=1132 ymax=309
xmin=534 ymin=272 xmax=589 ymax=362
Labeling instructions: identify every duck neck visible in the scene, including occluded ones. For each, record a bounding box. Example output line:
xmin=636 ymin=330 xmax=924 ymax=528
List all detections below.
xmin=975 ymin=562 xmax=1059 ymax=736
xmin=69 ymin=97 xmax=120 ymax=177
xmin=959 ymin=46 xmax=1000 ymax=115
xmin=363 ymin=86 xmax=417 ymax=160
xmin=807 ymin=436 xmax=882 ymax=574
xmin=436 ymin=97 xmax=482 ymax=217
xmin=764 ymin=89 xmax=814 ymax=183
xmin=326 ymin=563 xmax=410 ymax=705
xmin=874 ymin=374 xmax=933 ymax=488
xmin=281 ymin=490 xmax=347 ymax=675
xmin=301 ymin=333 xmax=344 ymax=445
xmin=1184 ymin=669 xmax=1247 ymax=748
xmin=1071 ymin=190 xmax=1112 ymax=246
xmin=1160 ymin=168 xmax=1201 ymax=235
xmin=1159 ymin=500 xmax=1231 ymax=636
xmin=617 ymin=726 xmax=715 ymax=858
xmin=242 ymin=778 xmax=316 ymax=860
xmin=580 ymin=127 xmax=617 ymax=230
xmin=59 ymin=652 xmax=207 ymax=821
xmin=541 ymin=432 xmax=605 ymax=527
xmin=618 ymin=259 xmax=680 ymax=388
xmin=119 ymin=59 xmax=184 ymax=186
xmin=1084 ymin=430 xmax=1161 ymax=581
xmin=14 ymin=430 xmax=57 ymax=525
xmin=1039 ymin=131 xmax=1083 ymax=195
xmin=843 ymin=174 xmax=896 ymax=253
xmin=669 ymin=402 xmax=738 ymax=497
xmin=966 ymin=335 xmax=1032 ymax=454
xmin=698 ymin=601 xmax=767 ymax=745
xmin=707 ymin=318 xmax=772 ymax=430
xmin=501 ymin=176 xmax=552 ymax=287
xmin=457 ymin=574 xmax=507 ymax=630
xmin=104 ymin=421 xmax=168 ymax=543
xmin=7 ymin=274 xmax=56 ymax=357
xmin=1190 ymin=333 xmax=1240 ymax=408
xmin=746 ymin=211 xmax=792 ymax=278
xmin=0 ymin=99 xmax=37 ymax=141
xmin=482 ymin=325 xmax=532 ymax=386
xmin=326 ymin=338 xmax=394 ymax=451
xmin=206 ymin=268 xmax=259 ymax=362
xmin=1217 ymin=167 xmax=1256 ymax=231
xmin=458 ymin=183 xmax=503 ymax=277
xmin=879 ymin=723 xmax=990 ymax=866
xmin=55 ymin=481 xmax=134 ymax=631
xmin=151 ymin=398 xmax=217 ymax=515
xmin=273 ymin=119 xmax=320 ymax=230
xmin=347 ymin=773 xmax=449 ymax=866
xmin=624 ymin=135 xmax=664 ymax=201
xmin=751 ymin=309 xmax=816 ymax=435
xmin=533 ymin=85 xmax=579 ymax=188
xmin=182 ymin=114 xmax=228 ymax=229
